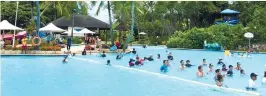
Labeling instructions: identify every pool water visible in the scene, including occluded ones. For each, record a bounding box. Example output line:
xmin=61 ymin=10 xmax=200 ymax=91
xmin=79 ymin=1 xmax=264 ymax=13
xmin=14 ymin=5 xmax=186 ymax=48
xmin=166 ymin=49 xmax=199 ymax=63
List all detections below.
xmin=1 ymin=46 xmax=266 ymax=96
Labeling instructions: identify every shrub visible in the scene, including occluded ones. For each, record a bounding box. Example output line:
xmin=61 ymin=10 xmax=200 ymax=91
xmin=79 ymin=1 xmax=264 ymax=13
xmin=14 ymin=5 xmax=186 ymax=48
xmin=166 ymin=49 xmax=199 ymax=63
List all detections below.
xmin=72 ymin=37 xmax=82 ymax=44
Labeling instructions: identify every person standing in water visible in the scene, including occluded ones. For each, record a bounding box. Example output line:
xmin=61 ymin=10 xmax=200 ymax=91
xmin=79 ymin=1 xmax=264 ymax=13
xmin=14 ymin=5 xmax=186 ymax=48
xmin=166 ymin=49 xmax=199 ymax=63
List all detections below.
xmin=160 ymin=60 xmax=169 ymax=73
xmin=180 ymin=60 xmax=186 ymax=70
xmin=222 ymin=64 xmax=228 ymax=71
xmin=167 ymin=52 xmax=174 ymax=60
xmin=216 ymin=75 xmax=227 ymax=87
xmin=246 ymin=73 xmax=258 ymax=91
xmin=262 ymin=70 xmax=266 ymax=84
xmin=207 ymin=63 xmax=214 ymax=74
xmin=106 ymin=60 xmax=111 ymax=66
xmin=217 ymin=58 xmax=225 ymax=65
xmin=100 ymin=51 xmax=106 ymax=57
xmin=235 ymin=62 xmax=242 ymax=70
xmin=197 ymin=65 xmax=204 ymax=77
xmin=132 ymin=48 xmax=137 ymax=54
xmin=202 ymin=59 xmax=207 ymax=66
xmin=185 ymin=60 xmax=194 ymax=67
xmin=227 ymin=65 xmax=234 ymax=76
xmin=157 ymin=54 xmax=160 ymax=59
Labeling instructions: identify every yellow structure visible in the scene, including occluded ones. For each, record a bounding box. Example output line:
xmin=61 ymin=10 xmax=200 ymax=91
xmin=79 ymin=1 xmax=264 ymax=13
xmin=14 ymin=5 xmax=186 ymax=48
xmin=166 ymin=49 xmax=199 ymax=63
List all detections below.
xmin=224 ymin=50 xmax=230 ymax=56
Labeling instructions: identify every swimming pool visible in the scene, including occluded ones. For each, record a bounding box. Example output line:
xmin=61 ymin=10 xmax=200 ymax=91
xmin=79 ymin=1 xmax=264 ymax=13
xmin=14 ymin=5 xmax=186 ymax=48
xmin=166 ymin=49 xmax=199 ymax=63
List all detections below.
xmin=1 ymin=46 xmax=266 ymax=96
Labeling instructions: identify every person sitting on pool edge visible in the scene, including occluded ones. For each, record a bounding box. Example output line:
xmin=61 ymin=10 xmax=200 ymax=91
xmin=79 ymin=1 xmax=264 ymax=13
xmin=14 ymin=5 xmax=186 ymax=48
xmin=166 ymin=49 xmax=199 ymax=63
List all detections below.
xmin=147 ymin=55 xmax=154 ymax=61
xmin=235 ymin=62 xmax=242 ymax=70
xmin=106 ymin=60 xmax=111 ymax=66
xmin=160 ymin=60 xmax=169 ymax=73
xmin=180 ymin=60 xmax=186 ymax=70
xmin=202 ymin=59 xmax=207 ymax=66
xmin=82 ymin=49 xmax=87 ymax=55
xmin=246 ymin=73 xmax=258 ymax=91
xmin=217 ymin=58 xmax=225 ymax=65
xmin=222 ymin=64 xmax=228 ymax=72
xmin=132 ymin=48 xmax=137 ymax=54
xmin=128 ymin=58 xmax=135 ymax=67
xmin=227 ymin=65 xmax=234 ymax=76
xmin=167 ymin=52 xmax=174 ymax=60
xmin=100 ymin=51 xmax=106 ymax=57
xmin=197 ymin=65 xmax=204 ymax=77
xmin=185 ymin=60 xmax=194 ymax=67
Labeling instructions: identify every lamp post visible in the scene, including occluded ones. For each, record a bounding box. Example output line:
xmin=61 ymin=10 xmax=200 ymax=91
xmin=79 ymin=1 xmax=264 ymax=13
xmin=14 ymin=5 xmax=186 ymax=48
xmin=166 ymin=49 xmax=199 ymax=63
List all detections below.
xmin=71 ymin=9 xmax=76 ymax=38
xmin=244 ymin=32 xmax=254 ymax=50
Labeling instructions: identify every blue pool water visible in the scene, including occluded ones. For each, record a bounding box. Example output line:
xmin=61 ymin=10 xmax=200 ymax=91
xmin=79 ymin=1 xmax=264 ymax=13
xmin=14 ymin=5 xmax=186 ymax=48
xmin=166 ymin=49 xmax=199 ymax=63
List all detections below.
xmin=1 ymin=46 xmax=266 ymax=96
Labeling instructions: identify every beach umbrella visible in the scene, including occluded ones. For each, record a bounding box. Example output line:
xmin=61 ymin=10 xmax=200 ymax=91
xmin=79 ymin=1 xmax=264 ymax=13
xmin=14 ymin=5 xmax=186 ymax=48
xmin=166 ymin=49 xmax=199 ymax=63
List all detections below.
xmin=0 ymin=20 xmax=23 ymax=30
xmin=39 ymin=23 xmax=65 ymax=32
xmin=15 ymin=31 xmax=27 ymax=39
xmin=244 ymin=32 xmax=254 ymax=49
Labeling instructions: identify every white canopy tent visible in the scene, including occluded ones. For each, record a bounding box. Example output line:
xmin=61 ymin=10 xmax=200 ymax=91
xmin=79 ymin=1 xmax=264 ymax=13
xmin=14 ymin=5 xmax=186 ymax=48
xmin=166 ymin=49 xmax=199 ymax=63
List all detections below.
xmin=0 ymin=20 xmax=24 ymax=47
xmin=39 ymin=23 xmax=65 ymax=32
xmin=79 ymin=28 xmax=95 ymax=34
xmin=63 ymin=30 xmax=85 ymax=37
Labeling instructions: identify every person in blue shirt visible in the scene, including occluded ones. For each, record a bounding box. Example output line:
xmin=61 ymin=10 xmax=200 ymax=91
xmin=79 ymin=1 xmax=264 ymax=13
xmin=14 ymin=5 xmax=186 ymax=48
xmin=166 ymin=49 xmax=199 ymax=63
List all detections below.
xmin=67 ymin=37 xmax=72 ymax=51
xmin=160 ymin=60 xmax=169 ymax=72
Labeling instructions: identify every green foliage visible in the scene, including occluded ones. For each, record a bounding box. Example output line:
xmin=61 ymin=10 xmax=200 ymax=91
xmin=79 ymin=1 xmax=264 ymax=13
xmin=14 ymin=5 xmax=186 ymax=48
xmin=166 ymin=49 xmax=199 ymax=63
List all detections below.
xmin=167 ymin=24 xmax=247 ymax=49
xmin=72 ymin=37 xmax=82 ymax=44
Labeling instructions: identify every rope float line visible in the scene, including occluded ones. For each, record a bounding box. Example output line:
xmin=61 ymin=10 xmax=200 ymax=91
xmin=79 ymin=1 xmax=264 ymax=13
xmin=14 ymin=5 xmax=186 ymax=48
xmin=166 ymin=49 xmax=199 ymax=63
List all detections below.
xmin=72 ymin=57 xmax=260 ymax=96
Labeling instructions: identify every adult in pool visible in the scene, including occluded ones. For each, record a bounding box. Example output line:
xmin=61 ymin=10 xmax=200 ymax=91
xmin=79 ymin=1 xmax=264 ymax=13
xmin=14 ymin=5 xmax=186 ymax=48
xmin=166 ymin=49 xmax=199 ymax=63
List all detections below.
xmin=128 ymin=58 xmax=135 ymax=67
xmin=214 ymin=69 xmax=225 ymax=81
xmin=147 ymin=55 xmax=154 ymax=61
xmin=185 ymin=60 xmax=194 ymax=67
xmin=160 ymin=60 xmax=169 ymax=73
xmin=240 ymin=69 xmax=245 ymax=75
xmin=246 ymin=73 xmax=258 ymax=91
xmin=82 ymin=49 xmax=87 ymax=55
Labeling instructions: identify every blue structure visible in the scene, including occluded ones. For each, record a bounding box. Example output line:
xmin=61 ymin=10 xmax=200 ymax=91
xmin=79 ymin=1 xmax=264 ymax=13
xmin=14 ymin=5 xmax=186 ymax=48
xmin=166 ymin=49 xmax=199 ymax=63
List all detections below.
xmin=215 ymin=9 xmax=240 ymax=25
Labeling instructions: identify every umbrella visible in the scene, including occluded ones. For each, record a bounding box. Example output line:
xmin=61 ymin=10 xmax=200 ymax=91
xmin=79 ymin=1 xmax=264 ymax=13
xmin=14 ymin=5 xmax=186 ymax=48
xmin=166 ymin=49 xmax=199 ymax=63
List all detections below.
xmin=15 ymin=31 xmax=27 ymax=39
xmin=220 ymin=9 xmax=240 ymax=14
xmin=79 ymin=28 xmax=95 ymax=34
xmin=0 ymin=20 xmax=24 ymax=30
xmin=244 ymin=32 xmax=254 ymax=39
xmin=0 ymin=34 xmax=14 ymax=40
xmin=39 ymin=23 xmax=65 ymax=32
xmin=139 ymin=32 xmax=146 ymax=35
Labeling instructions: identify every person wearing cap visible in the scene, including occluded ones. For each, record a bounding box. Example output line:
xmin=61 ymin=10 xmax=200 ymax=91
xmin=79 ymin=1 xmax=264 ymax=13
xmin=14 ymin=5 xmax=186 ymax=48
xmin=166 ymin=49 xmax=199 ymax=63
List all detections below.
xmin=262 ymin=71 xmax=266 ymax=84
xmin=227 ymin=65 xmax=234 ymax=76
xmin=185 ymin=60 xmax=194 ymax=67
xmin=197 ymin=65 xmax=204 ymax=77
xmin=160 ymin=60 xmax=169 ymax=73
xmin=235 ymin=62 xmax=242 ymax=70
xmin=202 ymin=59 xmax=207 ymax=66
xmin=246 ymin=73 xmax=258 ymax=91
xmin=217 ymin=59 xmax=225 ymax=65
xmin=180 ymin=60 xmax=186 ymax=70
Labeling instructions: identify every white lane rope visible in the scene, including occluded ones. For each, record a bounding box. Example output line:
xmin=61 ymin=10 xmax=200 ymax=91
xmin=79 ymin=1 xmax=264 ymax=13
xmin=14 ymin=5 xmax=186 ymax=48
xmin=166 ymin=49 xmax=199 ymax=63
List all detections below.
xmin=72 ymin=57 xmax=260 ymax=96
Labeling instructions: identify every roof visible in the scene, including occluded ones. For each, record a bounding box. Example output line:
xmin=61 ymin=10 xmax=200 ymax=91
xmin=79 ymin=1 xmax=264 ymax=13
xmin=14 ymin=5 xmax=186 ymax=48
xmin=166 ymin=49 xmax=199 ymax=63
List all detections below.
xmin=220 ymin=9 xmax=240 ymax=14
xmin=52 ymin=14 xmax=110 ymax=30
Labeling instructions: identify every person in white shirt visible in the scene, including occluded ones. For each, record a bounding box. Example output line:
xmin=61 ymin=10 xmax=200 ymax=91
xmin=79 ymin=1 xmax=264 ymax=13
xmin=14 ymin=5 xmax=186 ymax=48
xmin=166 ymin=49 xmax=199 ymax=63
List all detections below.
xmin=262 ymin=71 xmax=266 ymax=84
xmin=246 ymin=73 xmax=258 ymax=91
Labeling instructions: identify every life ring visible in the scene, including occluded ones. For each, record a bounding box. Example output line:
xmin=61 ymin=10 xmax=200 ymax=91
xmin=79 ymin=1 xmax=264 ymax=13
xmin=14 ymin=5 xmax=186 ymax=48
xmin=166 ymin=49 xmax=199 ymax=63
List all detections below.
xmin=32 ymin=37 xmax=42 ymax=46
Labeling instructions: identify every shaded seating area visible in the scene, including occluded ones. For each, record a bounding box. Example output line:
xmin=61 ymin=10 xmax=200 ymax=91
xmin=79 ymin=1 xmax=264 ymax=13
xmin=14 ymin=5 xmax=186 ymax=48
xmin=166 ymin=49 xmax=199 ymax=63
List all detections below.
xmin=215 ymin=9 xmax=240 ymax=25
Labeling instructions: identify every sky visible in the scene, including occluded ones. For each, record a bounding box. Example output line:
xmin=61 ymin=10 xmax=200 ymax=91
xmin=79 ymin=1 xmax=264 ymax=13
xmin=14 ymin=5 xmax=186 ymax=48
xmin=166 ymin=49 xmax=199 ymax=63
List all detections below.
xmin=86 ymin=1 xmax=114 ymax=24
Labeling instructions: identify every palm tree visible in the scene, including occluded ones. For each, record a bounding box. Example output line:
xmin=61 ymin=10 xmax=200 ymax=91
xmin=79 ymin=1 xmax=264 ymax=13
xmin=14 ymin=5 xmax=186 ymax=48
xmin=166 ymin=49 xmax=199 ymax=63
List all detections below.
xmin=123 ymin=1 xmax=135 ymax=52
